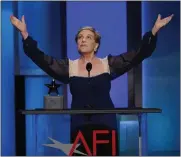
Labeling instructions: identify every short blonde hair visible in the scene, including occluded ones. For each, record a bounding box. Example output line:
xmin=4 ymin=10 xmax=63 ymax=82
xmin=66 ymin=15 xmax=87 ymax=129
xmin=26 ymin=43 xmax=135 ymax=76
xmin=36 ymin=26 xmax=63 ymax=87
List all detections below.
xmin=75 ymin=26 xmax=101 ymax=53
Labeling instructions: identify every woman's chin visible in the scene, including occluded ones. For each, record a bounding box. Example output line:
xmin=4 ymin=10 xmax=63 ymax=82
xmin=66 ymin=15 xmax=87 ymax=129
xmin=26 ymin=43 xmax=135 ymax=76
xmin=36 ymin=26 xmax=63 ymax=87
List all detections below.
xmin=79 ymin=51 xmax=91 ymax=54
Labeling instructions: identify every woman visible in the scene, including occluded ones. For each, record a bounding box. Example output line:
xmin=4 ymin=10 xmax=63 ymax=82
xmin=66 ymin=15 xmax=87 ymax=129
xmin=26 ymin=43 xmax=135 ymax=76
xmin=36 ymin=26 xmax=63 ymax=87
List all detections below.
xmin=10 ymin=14 xmax=173 ymax=156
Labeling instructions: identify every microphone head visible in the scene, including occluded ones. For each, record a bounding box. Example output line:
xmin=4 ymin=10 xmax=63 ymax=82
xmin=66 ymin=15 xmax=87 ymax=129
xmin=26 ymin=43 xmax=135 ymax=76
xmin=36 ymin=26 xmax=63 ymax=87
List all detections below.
xmin=86 ymin=62 xmax=92 ymax=72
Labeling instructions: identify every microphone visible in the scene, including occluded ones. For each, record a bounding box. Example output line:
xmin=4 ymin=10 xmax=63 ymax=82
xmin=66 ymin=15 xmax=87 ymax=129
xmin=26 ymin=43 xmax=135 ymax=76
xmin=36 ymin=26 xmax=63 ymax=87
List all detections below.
xmin=86 ymin=62 xmax=92 ymax=77
xmin=85 ymin=62 xmax=93 ymax=121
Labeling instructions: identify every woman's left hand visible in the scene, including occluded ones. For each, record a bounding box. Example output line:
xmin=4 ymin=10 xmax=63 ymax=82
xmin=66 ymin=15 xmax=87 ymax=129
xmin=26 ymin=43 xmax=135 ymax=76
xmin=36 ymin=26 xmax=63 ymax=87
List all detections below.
xmin=152 ymin=14 xmax=174 ymax=35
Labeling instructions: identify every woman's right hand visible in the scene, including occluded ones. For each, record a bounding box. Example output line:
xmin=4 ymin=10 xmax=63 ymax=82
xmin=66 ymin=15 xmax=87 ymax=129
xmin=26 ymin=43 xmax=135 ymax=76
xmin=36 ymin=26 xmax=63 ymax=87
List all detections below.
xmin=10 ymin=15 xmax=28 ymax=40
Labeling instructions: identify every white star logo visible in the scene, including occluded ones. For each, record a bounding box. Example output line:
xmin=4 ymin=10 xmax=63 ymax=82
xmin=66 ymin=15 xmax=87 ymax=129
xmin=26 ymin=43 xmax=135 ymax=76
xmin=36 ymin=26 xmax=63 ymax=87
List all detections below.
xmin=43 ymin=137 xmax=87 ymax=156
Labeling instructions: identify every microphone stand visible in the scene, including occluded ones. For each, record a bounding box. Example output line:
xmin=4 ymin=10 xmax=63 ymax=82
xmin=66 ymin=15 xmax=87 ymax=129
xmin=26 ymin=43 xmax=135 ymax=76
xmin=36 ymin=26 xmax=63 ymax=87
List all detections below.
xmin=85 ymin=62 xmax=92 ymax=121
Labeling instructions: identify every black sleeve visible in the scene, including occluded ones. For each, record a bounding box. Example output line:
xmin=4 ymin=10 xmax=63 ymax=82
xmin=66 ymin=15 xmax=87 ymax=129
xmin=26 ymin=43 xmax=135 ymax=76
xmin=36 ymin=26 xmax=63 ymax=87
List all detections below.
xmin=108 ymin=31 xmax=157 ymax=80
xmin=23 ymin=36 xmax=70 ymax=84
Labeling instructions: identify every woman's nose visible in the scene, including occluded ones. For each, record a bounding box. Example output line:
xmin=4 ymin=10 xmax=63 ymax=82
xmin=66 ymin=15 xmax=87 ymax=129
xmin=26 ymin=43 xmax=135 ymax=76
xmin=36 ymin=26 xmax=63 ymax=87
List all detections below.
xmin=82 ymin=37 xmax=86 ymax=42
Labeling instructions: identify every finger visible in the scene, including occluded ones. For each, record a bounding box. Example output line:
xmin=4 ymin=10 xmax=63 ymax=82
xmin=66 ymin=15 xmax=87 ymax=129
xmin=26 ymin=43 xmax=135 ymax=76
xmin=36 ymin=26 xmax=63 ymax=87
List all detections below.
xmin=168 ymin=14 xmax=174 ymax=18
xmin=166 ymin=14 xmax=174 ymax=20
xmin=162 ymin=17 xmax=173 ymax=27
xmin=165 ymin=15 xmax=173 ymax=24
xmin=166 ymin=18 xmax=172 ymax=24
xmin=10 ymin=15 xmax=15 ymax=18
xmin=10 ymin=16 xmax=17 ymax=24
xmin=11 ymin=15 xmax=19 ymax=23
xmin=169 ymin=14 xmax=174 ymax=21
xmin=165 ymin=14 xmax=174 ymax=20
xmin=10 ymin=15 xmax=16 ymax=21
xmin=170 ymin=14 xmax=174 ymax=18
xmin=157 ymin=14 xmax=161 ymax=21
xmin=22 ymin=15 xmax=26 ymax=24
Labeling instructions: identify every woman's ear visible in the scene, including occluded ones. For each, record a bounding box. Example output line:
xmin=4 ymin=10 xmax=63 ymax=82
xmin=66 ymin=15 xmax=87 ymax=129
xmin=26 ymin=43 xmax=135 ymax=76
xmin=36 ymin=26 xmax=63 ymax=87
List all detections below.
xmin=94 ymin=44 xmax=99 ymax=52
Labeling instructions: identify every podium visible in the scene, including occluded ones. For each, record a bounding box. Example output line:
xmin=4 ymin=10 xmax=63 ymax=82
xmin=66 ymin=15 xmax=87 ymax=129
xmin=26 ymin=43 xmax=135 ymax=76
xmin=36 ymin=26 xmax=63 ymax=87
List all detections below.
xmin=20 ymin=108 xmax=162 ymax=156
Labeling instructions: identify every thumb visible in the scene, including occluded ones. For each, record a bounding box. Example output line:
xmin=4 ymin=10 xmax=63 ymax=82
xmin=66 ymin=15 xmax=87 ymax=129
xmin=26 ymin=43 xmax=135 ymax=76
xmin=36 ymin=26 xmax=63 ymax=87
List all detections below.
xmin=157 ymin=14 xmax=161 ymax=21
xmin=21 ymin=15 xmax=25 ymax=24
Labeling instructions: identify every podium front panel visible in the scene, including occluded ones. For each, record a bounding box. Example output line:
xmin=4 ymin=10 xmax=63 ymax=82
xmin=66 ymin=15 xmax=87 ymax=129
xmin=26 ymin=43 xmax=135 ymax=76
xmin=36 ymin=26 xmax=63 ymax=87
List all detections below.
xmin=29 ymin=114 xmax=70 ymax=156
xmin=22 ymin=109 xmax=161 ymax=156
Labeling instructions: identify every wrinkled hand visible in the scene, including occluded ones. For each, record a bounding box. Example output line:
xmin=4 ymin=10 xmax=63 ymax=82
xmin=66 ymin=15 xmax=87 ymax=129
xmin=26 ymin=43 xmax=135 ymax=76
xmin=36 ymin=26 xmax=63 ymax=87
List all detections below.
xmin=10 ymin=15 xmax=28 ymax=39
xmin=152 ymin=14 xmax=174 ymax=35
xmin=10 ymin=15 xmax=27 ymax=32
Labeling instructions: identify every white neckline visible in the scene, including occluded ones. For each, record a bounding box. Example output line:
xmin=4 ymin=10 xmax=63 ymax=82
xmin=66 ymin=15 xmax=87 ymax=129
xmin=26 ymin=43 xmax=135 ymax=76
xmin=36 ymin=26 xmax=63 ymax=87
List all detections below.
xmin=69 ymin=57 xmax=110 ymax=78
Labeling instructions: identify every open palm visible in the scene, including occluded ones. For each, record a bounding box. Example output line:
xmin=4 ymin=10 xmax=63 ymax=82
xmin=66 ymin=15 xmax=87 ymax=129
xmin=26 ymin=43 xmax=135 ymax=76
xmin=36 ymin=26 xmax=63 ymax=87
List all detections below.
xmin=10 ymin=15 xmax=27 ymax=33
xmin=154 ymin=14 xmax=174 ymax=30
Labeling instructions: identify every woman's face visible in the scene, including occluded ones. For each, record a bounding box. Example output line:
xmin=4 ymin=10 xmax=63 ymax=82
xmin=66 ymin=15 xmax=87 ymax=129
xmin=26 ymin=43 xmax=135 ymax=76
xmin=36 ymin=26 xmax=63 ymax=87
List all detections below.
xmin=77 ymin=29 xmax=98 ymax=54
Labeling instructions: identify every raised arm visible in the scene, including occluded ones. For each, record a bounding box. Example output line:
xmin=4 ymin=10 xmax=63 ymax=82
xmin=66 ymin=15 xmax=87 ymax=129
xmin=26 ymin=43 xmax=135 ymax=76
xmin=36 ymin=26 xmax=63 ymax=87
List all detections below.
xmin=10 ymin=15 xmax=69 ymax=84
xmin=22 ymin=36 xmax=69 ymax=83
xmin=108 ymin=14 xmax=174 ymax=80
